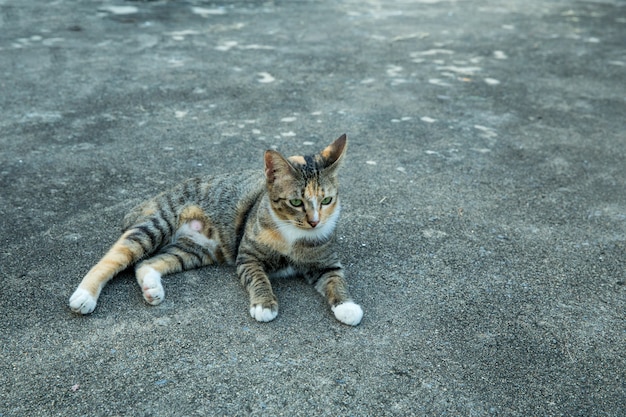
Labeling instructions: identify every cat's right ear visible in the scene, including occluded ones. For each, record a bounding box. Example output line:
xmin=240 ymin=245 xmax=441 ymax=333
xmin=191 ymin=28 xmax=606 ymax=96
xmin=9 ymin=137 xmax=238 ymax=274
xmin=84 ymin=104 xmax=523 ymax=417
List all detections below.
xmin=264 ymin=150 xmax=296 ymax=183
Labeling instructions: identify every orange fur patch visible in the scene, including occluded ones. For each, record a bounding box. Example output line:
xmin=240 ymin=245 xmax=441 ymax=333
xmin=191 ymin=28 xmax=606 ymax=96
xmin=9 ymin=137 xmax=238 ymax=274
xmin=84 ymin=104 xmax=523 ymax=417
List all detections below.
xmin=320 ymin=134 xmax=346 ymax=162
xmin=80 ymin=276 xmax=103 ymax=295
xmin=257 ymin=228 xmax=289 ymax=254
xmin=288 ymin=155 xmax=306 ymax=165
xmin=141 ymin=206 xmax=157 ymax=217
xmin=304 ymin=181 xmax=319 ymax=199
xmin=149 ymin=258 xmax=178 ymax=274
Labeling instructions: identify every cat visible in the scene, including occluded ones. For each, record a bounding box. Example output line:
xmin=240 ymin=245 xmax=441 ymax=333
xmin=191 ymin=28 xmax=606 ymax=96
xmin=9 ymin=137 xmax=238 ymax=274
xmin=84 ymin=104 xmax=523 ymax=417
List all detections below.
xmin=69 ymin=134 xmax=363 ymax=325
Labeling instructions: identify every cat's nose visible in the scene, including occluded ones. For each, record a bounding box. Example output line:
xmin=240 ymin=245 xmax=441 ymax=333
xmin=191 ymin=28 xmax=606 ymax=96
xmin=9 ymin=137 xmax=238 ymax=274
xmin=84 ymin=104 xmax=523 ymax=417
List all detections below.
xmin=308 ymin=219 xmax=319 ymax=228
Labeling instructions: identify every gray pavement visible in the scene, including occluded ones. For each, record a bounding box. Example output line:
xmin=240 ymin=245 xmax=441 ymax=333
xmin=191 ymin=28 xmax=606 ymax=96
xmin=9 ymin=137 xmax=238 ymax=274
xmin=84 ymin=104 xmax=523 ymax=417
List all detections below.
xmin=1 ymin=0 xmax=625 ymax=415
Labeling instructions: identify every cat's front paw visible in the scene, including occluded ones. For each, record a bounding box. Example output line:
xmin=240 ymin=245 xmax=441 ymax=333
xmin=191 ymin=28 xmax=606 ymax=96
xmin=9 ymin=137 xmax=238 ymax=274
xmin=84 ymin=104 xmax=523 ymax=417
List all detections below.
xmin=332 ymin=301 xmax=363 ymax=326
xmin=250 ymin=303 xmax=278 ymax=322
xmin=141 ymin=268 xmax=165 ymax=305
xmin=69 ymin=288 xmax=97 ymax=315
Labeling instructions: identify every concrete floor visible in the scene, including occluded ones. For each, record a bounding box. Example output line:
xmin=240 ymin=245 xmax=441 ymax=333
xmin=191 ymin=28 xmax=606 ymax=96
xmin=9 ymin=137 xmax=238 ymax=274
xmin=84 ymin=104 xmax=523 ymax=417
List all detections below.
xmin=1 ymin=1 xmax=624 ymax=415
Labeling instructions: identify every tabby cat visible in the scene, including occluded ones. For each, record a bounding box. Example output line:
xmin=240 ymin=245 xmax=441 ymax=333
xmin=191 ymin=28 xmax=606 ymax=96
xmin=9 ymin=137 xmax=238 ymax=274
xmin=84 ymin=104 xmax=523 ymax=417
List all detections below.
xmin=69 ymin=134 xmax=363 ymax=325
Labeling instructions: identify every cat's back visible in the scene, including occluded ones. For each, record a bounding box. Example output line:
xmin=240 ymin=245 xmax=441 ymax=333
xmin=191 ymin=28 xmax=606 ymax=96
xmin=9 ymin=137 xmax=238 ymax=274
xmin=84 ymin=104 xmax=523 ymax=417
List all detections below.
xmin=193 ymin=169 xmax=266 ymax=217
xmin=122 ymin=169 xmax=265 ymax=231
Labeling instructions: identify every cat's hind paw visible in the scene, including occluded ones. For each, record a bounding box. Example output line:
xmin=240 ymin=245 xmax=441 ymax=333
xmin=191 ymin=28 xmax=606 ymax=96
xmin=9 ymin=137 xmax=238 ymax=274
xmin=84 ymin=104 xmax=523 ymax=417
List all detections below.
xmin=332 ymin=301 xmax=363 ymax=326
xmin=250 ymin=304 xmax=278 ymax=322
xmin=69 ymin=288 xmax=97 ymax=315
xmin=140 ymin=268 xmax=165 ymax=306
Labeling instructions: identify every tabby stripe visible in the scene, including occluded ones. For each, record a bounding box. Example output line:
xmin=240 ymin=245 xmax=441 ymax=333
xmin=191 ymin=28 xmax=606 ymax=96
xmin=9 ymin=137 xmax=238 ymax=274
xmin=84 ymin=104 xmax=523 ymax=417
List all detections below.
xmin=126 ymin=233 xmax=150 ymax=253
xmin=258 ymin=213 xmax=277 ymax=230
xmin=199 ymin=179 xmax=212 ymax=200
xmin=234 ymin=206 xmax=255 ymax=251
xmin=194 ymin=178 xmax=203 ymax=199
xmin=237 ymin=263 xmax=260 ymax=288
xmin=174 ymin=243 xmax=203 ymax=267
xmin=163 ymin=194 xmax=177 ymax=219
xmin=184 ymin=178 xmax=201 ymax=201
xmin=149 ymin=217 xmax=168 ymax=241
xmin=214 ymin=247 xmax=225 ymax=264
xmin=171 ymin=252 xmax=186 ymax=269
xmin=159 ymin=206 xmax=175 ymax=237
xmin=164 ymin=216 xmax=175 ymax=237
xmin=159 ymin=244 xmax=187 ymax=267
xmin=151 ymin=200 xmax=172 ymax=236
xmin=319 ymin=266 xmax=343 ymax=276
xmin=249 ymin=237 xmax=272 ymax=254
xmin=182 ymin=181 xmax=193 ymax=201
xmin=132 ymin=226 xmax=158 ymax=250
xmin=199 ymin=245 xmax=219 ymax=263
xmin=189 ymin=247 xmax=207 ymax=264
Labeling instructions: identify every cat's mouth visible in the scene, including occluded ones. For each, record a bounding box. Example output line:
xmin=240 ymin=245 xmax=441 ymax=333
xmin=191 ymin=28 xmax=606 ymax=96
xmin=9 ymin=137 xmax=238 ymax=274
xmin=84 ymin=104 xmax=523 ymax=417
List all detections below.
xmin=295 ymin=219 xmax=323 ymax=230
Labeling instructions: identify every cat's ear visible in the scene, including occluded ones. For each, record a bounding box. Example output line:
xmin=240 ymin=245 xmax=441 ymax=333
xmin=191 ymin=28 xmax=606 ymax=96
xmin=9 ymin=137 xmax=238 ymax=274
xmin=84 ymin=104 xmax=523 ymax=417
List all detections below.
xmin=264 ymin=150 xmax=296 ymax=183
xmin=320 ymin=134 xmax=348 ymax=171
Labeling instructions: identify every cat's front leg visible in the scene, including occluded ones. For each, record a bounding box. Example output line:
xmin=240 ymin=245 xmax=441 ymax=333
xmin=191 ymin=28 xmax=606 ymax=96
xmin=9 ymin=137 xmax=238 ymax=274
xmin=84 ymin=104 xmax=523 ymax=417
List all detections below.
xmin=312 ymin=267 xmax=363 ymax=326
xmin=236 ymin=258 xmax=278 ymax=322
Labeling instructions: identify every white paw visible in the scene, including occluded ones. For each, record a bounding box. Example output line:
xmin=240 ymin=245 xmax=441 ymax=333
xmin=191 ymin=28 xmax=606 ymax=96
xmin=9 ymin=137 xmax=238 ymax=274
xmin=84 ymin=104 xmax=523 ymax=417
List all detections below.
xmin=332 ymin=301 xmax=363 ymax=326
xmin=69 ymin=288 xmax=97 ymax=315
xmin=141 ymin=268 xmax=165 ymax=305
xmin=250 ymin=304 xmax=278 ymax=322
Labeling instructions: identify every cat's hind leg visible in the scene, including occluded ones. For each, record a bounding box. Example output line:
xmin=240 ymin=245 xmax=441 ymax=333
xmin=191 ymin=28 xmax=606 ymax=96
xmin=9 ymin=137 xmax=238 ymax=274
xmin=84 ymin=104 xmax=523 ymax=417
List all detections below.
xmin=69 ymin=223 xmax=165 ymax=314
xmin=135 ymin=220 xmax=220 ymax=306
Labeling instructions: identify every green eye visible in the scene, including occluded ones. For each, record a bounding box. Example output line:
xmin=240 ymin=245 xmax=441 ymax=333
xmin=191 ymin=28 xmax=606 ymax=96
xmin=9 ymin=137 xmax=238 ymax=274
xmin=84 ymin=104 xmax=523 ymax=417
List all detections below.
xmin=321 ymin=197 xmax=333 ymax=205
xmin=289 ymin=199 xmax=303 ymax=207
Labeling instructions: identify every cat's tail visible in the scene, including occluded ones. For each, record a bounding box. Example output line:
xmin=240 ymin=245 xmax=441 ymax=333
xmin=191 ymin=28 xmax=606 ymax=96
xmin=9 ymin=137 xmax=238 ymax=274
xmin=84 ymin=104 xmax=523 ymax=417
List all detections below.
xmin=69 ymin=220 xmax=169 ymax=314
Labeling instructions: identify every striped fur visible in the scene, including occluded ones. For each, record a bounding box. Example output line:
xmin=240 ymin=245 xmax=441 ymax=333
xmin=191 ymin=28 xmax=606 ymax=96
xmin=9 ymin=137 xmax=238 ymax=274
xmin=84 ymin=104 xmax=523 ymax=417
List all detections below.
xmin=69 ymin=134 xmax=363 ymax=325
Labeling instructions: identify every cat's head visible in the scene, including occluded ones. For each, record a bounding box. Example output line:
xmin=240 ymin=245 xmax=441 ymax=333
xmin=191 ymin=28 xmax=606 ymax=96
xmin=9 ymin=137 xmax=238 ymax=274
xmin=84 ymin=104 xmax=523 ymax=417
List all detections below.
xmin=264 ymin=134 xmax=347 ymax=241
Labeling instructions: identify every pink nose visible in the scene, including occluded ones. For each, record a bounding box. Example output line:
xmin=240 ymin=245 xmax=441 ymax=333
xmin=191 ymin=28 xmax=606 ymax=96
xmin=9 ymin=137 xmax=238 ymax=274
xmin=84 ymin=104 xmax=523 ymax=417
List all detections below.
xmin=308 ymin=219 xmax=319 ymax=228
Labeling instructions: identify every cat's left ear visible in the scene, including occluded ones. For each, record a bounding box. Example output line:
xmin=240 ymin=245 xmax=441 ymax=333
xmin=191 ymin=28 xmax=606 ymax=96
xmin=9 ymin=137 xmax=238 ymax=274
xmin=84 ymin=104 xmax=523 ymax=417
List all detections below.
xmin=320 ymin=134 xmax=348 ymax=171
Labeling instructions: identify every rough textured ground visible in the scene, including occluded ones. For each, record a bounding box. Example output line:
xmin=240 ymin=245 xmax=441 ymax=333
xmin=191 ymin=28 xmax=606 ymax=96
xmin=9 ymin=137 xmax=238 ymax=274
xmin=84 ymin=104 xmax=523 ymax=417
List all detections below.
xmin=1 ymin=0 xmax=624 ymax=416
